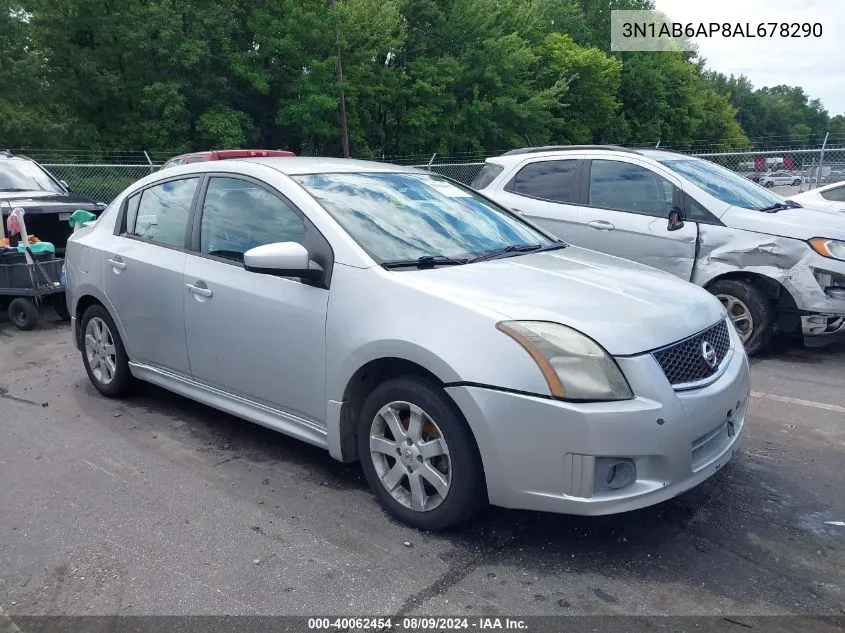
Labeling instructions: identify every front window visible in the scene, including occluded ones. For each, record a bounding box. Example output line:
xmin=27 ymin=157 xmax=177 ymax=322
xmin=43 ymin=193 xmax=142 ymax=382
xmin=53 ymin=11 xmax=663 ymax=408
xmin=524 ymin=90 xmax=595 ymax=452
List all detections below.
xmin=0 ymin=159 xmax=64 ymax=193
xmin=660 ymin=158 xmax=782 ymax=211
xmin=293 ymin=172 xmax=553 ymax=263
xmin=588 ymin=160 xmax=677 ymax=217
xmin=200 ymin=177 xmax=305 ymax=262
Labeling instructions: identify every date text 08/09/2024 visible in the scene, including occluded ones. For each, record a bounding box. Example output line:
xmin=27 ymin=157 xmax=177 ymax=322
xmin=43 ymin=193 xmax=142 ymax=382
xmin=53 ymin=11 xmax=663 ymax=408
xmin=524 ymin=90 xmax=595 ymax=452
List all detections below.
xmin=622 ymin=22 xmax=823 ymax=39
xmin=307 ymin=617 xmax=528 ymax=630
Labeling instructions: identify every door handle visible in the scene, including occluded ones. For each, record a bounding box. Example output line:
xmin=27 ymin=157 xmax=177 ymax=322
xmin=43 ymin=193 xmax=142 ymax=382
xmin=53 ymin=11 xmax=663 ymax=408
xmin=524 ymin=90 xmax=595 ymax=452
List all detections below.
xmin=186 ymin=283 xmax=213 ymax=298
xmin=587 ymin=220 xmax=615 ymax=231
xmin=107 ymin=257 xmax=126 ymax=270
xmin=512 ymin=208 xmax=525 ymax=216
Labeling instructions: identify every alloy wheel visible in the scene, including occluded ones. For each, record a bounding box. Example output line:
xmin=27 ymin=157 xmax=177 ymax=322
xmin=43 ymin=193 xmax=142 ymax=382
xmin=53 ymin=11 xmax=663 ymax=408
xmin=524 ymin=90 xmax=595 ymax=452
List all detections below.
xmin=85 ymin=317 xmax=117 ymax=385
xmin=717 ymin=293 xmax=754 ymax=343
xmin=369 ymin=401 xmax=452 ymax=512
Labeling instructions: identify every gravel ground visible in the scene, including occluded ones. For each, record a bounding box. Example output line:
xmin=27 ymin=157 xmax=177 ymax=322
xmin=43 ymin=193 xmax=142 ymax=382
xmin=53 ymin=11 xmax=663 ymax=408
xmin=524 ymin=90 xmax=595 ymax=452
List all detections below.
xmin=0 ymin=317 xmax=843 ymax=619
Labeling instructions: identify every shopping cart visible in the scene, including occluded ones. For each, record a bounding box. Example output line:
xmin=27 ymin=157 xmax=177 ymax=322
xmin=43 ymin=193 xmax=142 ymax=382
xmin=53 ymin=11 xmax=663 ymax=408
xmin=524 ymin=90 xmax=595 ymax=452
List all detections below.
xmin=0 ymin=247 xmax=68 ymax=330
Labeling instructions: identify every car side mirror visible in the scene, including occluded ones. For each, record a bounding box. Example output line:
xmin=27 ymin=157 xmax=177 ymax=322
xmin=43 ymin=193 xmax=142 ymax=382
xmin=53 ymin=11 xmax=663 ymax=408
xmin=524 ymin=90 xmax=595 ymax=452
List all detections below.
xmin=667 ymin=207 xmax=685 ymax=232
xmin=243 ymin=241 xmax=322 ymax=281
xmin=59 ymin=180 xmax=70 ymax=191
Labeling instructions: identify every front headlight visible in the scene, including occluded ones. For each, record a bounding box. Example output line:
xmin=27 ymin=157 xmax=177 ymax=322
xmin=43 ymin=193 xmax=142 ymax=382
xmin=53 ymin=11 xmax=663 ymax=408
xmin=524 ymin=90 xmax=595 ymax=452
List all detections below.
xmin=808 ymin=237 xmax=845 ymax=261
xmin=496 ymin=321 xmax=633 ymax=401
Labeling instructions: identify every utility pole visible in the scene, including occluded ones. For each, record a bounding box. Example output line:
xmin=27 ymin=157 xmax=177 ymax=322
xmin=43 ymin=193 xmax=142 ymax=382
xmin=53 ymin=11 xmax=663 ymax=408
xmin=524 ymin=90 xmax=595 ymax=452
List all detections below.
xmin=330 ymin=0 xmax=350 ymax=158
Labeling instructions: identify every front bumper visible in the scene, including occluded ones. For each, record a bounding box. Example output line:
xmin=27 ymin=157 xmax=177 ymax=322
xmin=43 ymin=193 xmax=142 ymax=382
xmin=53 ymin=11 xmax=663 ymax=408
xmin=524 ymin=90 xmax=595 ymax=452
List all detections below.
xmin=783 ymin=254 xmax=845 ymax=320
xmin=446 ymin=327 xmax=750 ymax=515
xmin=801 ymin=314 xmax=845 ymax=346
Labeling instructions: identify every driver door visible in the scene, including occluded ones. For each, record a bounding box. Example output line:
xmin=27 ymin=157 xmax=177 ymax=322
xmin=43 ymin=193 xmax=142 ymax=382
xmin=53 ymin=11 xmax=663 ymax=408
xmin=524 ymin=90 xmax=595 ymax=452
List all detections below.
xmin=182 ymin=175 xmax=330 ymax=424
xmin=576 ymin=158 xmax=697 ymax=281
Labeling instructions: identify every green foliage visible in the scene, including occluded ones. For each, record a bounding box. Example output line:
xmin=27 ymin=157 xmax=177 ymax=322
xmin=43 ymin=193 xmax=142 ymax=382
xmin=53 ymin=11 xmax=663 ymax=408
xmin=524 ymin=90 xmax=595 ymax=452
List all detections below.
xmin=702 ymin=71 xmax=833 ymax=146
xmin=0 ymin=0 xmax=835 ymax=157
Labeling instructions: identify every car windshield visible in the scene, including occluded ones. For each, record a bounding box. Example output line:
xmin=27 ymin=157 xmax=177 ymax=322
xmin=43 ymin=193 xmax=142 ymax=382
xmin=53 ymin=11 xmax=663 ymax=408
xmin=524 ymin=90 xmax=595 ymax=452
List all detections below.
xmin=293 ymin=172 xmax=553 ymax=263
xmin=0 ymin=159 xmax=64 ymax=193
xmin=659 ymin=158 xmax=782 ymax=211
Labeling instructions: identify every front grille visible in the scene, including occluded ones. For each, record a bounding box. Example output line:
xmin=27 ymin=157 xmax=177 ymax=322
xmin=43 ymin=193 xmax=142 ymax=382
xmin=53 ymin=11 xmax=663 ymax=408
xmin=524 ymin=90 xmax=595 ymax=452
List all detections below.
xmin=653 ymin=320 xmax=731 ymax=387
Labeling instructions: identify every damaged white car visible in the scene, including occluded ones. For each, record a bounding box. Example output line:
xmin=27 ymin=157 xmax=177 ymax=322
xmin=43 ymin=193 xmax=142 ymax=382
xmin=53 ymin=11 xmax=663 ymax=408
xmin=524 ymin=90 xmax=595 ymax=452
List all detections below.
xmin=474 ymin=146 xmax=845 ymax=354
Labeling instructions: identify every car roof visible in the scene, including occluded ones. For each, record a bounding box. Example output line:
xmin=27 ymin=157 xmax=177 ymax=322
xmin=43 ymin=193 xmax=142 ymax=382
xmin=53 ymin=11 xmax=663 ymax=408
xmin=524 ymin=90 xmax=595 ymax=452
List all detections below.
xmin=486 ymin=146 xmax=696 ymax=165
xmin=635 ymin=149 xmax=697 ymax=161
xmin=244 ymin=156 xmax=423 ymax=176
xmin=0 ymin=152 xmax=34 ymax=163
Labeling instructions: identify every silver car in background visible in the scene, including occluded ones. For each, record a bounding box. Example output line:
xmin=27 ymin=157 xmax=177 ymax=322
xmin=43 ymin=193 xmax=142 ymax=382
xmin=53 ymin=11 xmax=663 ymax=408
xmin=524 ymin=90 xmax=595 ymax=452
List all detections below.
xmin=65 ymin=158 xmax=750 ymax=530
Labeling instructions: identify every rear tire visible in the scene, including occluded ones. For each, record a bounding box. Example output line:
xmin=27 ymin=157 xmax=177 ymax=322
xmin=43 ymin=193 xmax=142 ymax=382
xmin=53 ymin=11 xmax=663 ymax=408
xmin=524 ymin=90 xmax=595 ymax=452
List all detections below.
xmin=80 ymin=304 xmax=133 ymax=397
xmin=8 ymin=298 xmax=39 ymax=331
xmin=709 ymin=279 xmax=774 ymax=356
xmin=358 ymin=376 xmax=486 ymax=530
xmin=792 ymin=179 xmax=801 ymax=186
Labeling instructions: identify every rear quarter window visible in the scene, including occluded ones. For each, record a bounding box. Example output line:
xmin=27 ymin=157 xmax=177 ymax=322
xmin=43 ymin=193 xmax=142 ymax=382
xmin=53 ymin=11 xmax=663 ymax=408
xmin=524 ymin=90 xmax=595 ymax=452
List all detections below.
xmin=471 ymin=164 xmax=504 ymax=190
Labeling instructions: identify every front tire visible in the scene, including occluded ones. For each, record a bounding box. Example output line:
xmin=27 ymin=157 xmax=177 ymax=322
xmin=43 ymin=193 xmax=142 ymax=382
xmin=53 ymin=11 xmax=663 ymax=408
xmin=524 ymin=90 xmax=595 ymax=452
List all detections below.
xmin=80 ymin=304 xmax=133 ymax=397
xmin=358 ymin=376 xmax=486 ymax=530
xmin=709 ymin=279 xmax=774 ymax=356
xmin=792 ymin=179 xmax=801 ymax=186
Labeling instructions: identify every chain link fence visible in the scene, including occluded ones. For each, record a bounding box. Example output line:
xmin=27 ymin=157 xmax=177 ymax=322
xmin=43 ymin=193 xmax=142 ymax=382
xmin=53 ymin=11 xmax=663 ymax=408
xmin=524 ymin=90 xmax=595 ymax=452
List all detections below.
xmin=10 ymin=144 xmax=845 ymax=202
xmin=42 ymin=163 xmax=160 ymax=203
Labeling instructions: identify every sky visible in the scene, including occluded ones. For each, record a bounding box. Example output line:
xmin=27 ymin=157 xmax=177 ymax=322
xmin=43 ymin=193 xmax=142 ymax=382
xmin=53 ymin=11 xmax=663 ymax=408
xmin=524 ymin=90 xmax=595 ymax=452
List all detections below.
xmin=652 ymin=0 xmax=845 ymax=115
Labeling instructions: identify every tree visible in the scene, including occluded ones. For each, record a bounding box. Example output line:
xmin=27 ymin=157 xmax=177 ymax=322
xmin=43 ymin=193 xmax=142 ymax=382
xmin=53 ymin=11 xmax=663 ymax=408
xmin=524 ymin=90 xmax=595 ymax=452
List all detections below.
xmin=0 ymin=0 xmax=832 ymax=157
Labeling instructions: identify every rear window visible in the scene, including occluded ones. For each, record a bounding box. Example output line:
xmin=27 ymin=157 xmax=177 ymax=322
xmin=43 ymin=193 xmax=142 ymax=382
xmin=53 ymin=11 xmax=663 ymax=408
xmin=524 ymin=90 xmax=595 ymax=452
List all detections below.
xmin=471 ymin=163 xmax=504 ymax=190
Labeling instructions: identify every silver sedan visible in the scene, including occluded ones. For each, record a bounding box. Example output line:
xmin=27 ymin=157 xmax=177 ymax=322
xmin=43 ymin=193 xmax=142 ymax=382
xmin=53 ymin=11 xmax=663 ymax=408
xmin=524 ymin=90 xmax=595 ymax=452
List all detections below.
xmin=65 ymin=158 xmax=750 ymax=530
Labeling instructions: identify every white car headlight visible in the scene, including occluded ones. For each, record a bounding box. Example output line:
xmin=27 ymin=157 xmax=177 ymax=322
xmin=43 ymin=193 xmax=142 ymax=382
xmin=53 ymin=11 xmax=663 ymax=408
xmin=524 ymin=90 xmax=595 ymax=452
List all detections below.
xmin=496 ymin=321 xmax=633 ymax=401
xmin=808 ymin=237 xmax=845 ymax=261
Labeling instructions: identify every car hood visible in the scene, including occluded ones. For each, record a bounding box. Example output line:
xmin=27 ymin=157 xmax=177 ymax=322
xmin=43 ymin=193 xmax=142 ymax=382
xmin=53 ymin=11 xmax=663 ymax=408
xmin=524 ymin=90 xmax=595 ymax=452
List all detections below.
xmin=724 ymin=205 xmax=845 ymax=240
xmin=393 ymin=246 xmax=726 ymax=356
xmin=0 ymin=190 xmax=104 ymax=213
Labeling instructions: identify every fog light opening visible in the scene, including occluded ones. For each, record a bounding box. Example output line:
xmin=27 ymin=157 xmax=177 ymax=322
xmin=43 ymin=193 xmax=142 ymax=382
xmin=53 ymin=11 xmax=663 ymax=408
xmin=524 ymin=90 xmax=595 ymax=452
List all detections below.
xmin=605 ymin=460 xmax=636 ymax=490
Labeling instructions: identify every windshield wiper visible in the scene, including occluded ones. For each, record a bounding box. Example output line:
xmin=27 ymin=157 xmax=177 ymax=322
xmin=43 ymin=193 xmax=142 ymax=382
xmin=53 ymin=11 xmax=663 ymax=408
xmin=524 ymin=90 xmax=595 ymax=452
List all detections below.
xmin=758 ymin=202 xmax=790 ymax=213
xmin=382 ymin=254 xmax=469 ymax=269
xmin=469 ymin=242 xmax=565 ymax=264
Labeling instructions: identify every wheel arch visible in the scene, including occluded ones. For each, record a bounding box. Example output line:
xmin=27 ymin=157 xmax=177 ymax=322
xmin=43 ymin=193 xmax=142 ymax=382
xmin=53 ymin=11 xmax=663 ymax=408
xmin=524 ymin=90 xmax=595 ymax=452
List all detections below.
xmin=704 ymin=270 xmax=802 ymax=340
xmin=331 ymin=355 xmax=453 ymax=464
xmin=703 ymin=270 xmax=797 ymax=310
xmin=73 ymin=291 xmax=130 ymax=354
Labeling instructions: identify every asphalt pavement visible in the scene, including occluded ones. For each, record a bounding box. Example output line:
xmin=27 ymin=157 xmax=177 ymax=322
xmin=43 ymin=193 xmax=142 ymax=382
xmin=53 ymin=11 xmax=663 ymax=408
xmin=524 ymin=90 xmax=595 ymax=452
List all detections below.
xmin=0 ymin=317 xmax=843 ymax=619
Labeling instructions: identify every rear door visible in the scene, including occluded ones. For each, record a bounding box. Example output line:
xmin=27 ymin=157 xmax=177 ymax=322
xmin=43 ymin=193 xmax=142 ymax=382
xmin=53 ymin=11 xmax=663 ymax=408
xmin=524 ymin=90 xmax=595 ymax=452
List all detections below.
xmin=487 ymin=157 xmax=582 ymax=243
xmin=103 ymin=176 xmax=199 ymax=374
xmin=576 ymin=157 xmax=697 ymax=280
